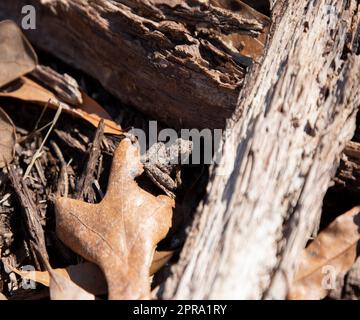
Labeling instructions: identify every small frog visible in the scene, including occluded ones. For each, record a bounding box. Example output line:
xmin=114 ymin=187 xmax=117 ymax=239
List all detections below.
xmin=142 ymin=138 xmax=193 ymax=198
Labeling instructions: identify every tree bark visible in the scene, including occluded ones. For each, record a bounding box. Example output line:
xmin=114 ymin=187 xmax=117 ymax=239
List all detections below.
xmin=161 ymin=0 xmax=360 ymax=299
xmin=0 ymin=0 xmax=269 ymax=129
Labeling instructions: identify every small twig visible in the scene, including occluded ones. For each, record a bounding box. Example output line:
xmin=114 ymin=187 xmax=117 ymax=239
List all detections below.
xmin=29 ymin=241 xmax=42 ymax=271
xmin=19 ymin=122 xmax=52 ymax=145
xmin=24 ymin=101 xmax=62 ymax=179
xmin=19 ymin=100 xmax=51 ymax=144
xmin=34 ymin=159 xmax=47 ymax=186
xmin=54 ymin=129 xmax=87 ymax=153
xmin=50 ymin=140 xmax=69 ymax=198
xmin=96 ymin=154 xmax=103 ymax=182
xmin=0 ymin=193 xmax=11 ymax=205
xmin=76 ymin=119 xmax=105 ymax=201
xmin=93 ymin=180 xmax=104 ymax=200
xmin=33 ymin=99 xmax=50 ymax=132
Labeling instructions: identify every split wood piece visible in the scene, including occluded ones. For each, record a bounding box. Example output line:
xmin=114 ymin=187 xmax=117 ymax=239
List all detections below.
xmin=30 ymin=65 xmax=83 ymax=106
xmin=55 ymin=138 xmax=174 ymax=299
xmin=7 ymin=166 xmax=49 ymax=269
xmin=161 ymin=0 xmax=360 ymax=299
xmin=0 ymin=0 xmax=269 ymax=129
xmin=75 ymin=120 xmax=105 ymax=202
xmin=54 ymin=129 xmax=88 ymax=154
xmin=334 ymin=141 xmax=360 ymax=193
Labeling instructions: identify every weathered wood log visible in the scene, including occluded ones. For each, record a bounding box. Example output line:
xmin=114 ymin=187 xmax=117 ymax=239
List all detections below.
xmin=160 ymin=0 xmax=360 ymax=299
xmin=0 ymin=0 xmax=269 ymax=129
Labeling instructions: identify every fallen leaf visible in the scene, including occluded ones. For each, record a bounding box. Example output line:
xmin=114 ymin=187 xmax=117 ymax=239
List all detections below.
xmin=0 ymin=77 xmax=122 ymax=135
xmin=0 ymin=106 xmax=16 ymax=168
xmin=10 ymin=262 xmax=107 ymax=295
xmin=12 ymin=250 xmax=174 ymax=297
xmin=49 ymin=270 xmax=95 ymax=300
xmin=288 ymin=206 xmax=360 ymax=300
xmin=0 ymin=20 xmax=37 ymax=88
xmin=55 ymin=138 xmax=174 ymax=299
xmin=6 ymin=260 xmax=97 ymax=300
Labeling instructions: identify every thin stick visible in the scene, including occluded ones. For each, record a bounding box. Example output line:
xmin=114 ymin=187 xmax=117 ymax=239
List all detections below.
xmin=18 ymin=122 xmax=52 ymax=144
xmin=75 ymin=119 xmax=105 ymax=201
xmin=33 ymin=99 xmax=50 ymax=132
xmin=24 ymin=101 xmax=63 ymax=179
xmin=50 ymin=140 xmax=69 ymax=198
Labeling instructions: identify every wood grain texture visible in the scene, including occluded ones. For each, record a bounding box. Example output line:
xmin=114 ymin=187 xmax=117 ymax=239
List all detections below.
xmin=160 ymin=0 xmax=360 ymax=299
xmin=30 ymin=65 xmax=83 ymax=106
xmin=335 ymin=141 xmax=360 ymax=192
xmin=0 ymin=0 xmax=269 ymax=129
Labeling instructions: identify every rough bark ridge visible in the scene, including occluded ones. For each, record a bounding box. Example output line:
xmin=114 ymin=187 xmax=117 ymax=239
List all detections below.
xmin=0 ymin=0 xmax=269 ymax=129
xmin=161 ymin=0 xmax=360 ymax=299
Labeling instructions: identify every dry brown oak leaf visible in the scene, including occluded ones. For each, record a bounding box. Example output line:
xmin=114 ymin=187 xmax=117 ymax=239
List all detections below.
xmin=55 ymin=138 xmax=174 ymax=299
xmin=288 ymin=206 xmax=360 ymax=300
